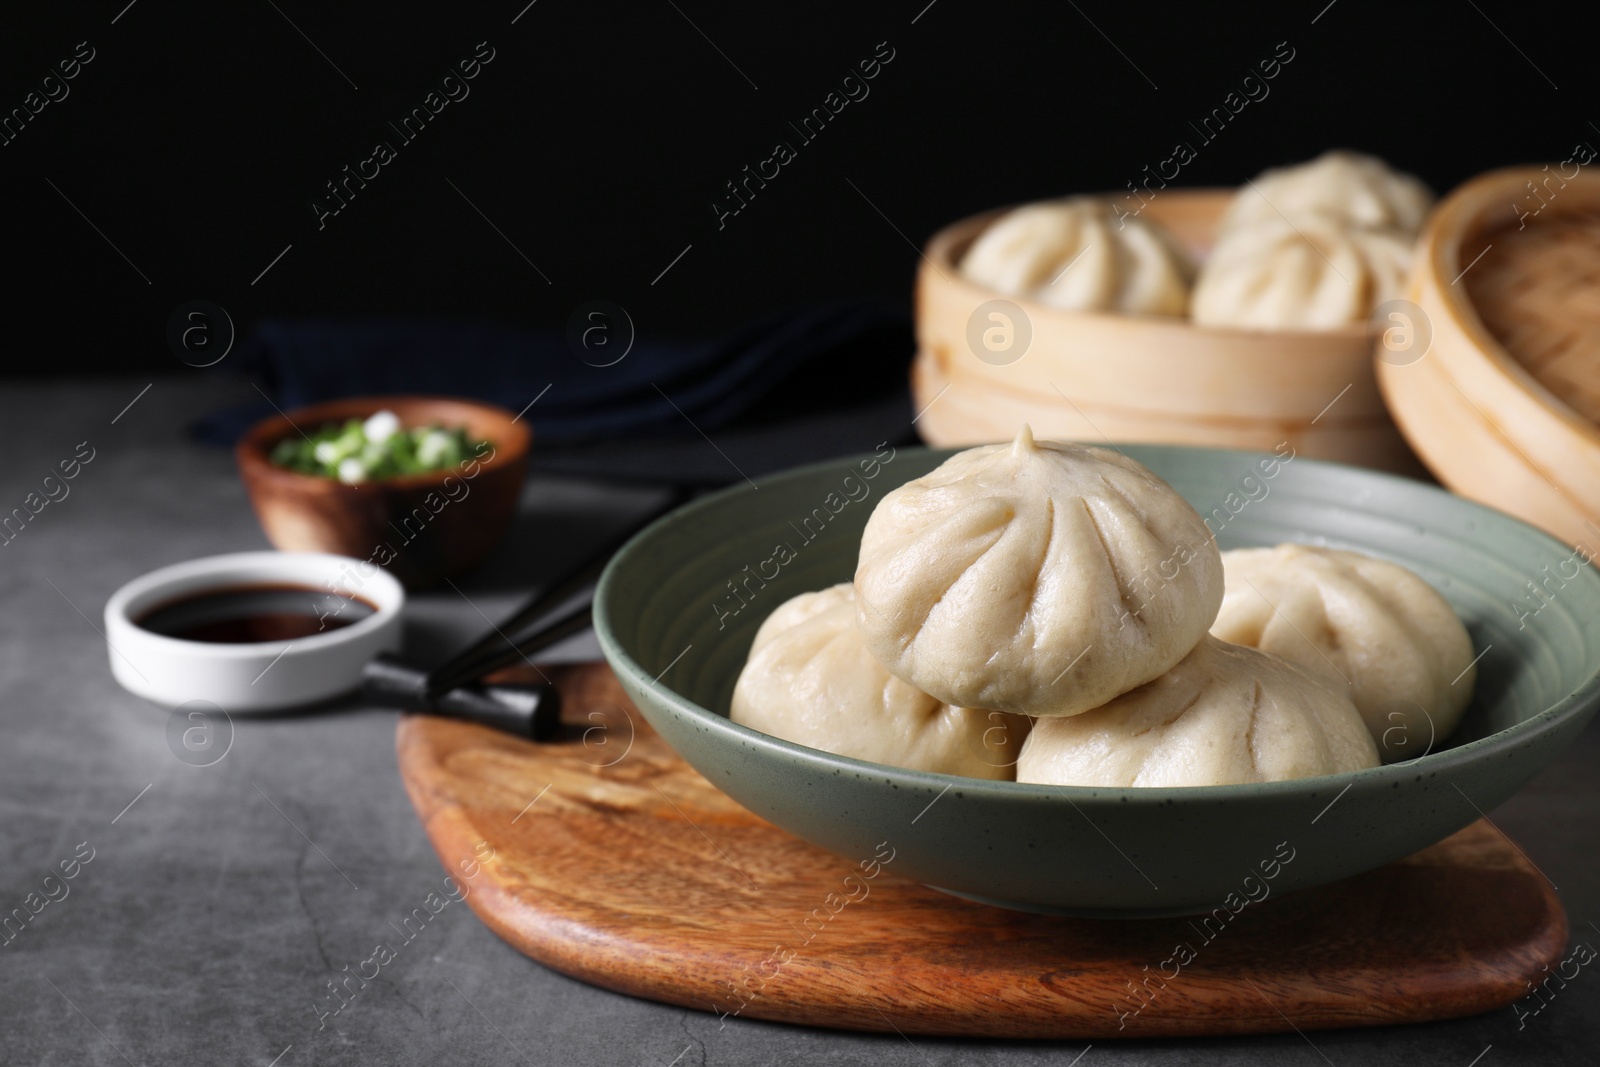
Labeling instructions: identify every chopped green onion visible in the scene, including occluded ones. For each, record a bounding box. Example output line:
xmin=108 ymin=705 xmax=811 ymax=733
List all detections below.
xmin=268 ymin=409 xmax=489 ymax=481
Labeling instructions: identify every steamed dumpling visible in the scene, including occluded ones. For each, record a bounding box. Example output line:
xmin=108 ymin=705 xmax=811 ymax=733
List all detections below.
xmin=1017 ymin=636 xmax=1379 ymax=787
xmin=731 ymin=584 xmax=1030 ymax=780
xmin=1192 ymin=214 xmax=1412 ymax=329
xmin=1220 ymin=150 xmax=1434 ymax=236
xmin=1209 ymin=544 xmax=1476 ymax=757
xmin=960 ymin=198 xmax=1194 ymax=316
xmin=854 ymin=426 xmax=1223 ymax=718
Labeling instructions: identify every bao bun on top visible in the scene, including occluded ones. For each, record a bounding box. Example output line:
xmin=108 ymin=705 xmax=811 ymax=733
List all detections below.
xmin=854 ymin=426 xmax=1223 ymax=718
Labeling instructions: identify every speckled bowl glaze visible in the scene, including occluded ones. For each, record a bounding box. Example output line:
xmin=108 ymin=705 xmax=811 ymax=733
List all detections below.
xmin=594 ymin=445 xmax=1600 ymax=915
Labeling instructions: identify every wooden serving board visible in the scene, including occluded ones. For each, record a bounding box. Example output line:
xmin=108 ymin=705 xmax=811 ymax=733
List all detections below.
xmin=396 ymin=662 xmax=1568 ymax=1039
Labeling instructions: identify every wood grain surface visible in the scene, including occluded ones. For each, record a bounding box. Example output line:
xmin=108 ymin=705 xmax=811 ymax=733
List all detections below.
xmin=396 ymin=662 xmax=1568 ymax=1039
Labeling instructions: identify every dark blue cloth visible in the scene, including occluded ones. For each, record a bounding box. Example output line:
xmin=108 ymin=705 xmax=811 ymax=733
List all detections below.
xmin=192 ymin=305 xmax=910 ymax=445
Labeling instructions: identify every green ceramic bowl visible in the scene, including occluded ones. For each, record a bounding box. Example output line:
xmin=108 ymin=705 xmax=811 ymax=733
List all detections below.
xmin=594 ymin=445 xmax=1600 ymax=916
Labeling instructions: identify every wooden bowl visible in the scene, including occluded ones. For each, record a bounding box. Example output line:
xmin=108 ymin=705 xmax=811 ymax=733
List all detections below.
xmin=912 ymin=191 xmax=1419 ymax=472
xmin=236 ymin=396 xmax=531 ymax=588
xmin=1377 ymin=166 xmax=1600 ymax=548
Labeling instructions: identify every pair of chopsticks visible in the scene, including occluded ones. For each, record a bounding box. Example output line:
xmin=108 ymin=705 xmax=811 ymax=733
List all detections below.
xmin=360 ymin=486 xmax=691 ymax=737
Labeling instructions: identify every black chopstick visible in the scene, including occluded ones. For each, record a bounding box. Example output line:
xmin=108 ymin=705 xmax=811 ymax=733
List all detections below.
xmin=475 ymin=600 xmax=595 ymax=678
xmin=424 ymin=485 xmax=690 ymax=694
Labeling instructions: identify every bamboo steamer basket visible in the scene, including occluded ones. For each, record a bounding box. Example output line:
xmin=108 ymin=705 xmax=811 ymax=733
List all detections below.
xmin=912 ymin=190 xmax=1418 ymax=472
xmin=1376 ymin=166 xmax=1600 ymax=548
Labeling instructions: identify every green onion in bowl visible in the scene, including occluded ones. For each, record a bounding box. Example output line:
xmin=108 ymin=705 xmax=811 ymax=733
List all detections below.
xmin=268 ymin=409 xmax=489 ymax=483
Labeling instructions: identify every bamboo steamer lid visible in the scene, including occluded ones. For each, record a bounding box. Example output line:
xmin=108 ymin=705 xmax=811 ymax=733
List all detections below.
xmin=1376 ymin=166 xmax=1600 ymax=548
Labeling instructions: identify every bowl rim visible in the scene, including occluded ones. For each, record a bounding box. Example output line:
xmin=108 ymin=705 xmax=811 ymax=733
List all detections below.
xmin=925 ymin=191 xmax=1376 ymax=344
xmin=234 ymin=394 xmax=532 ymax=492
xmin=595 ymin=442 xmax=1600 ymax=804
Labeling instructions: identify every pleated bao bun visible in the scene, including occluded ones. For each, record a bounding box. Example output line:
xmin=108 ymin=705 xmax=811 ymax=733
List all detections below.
xmin=1191 ymin=214 xmax=1413 ymax=329
xmin=1194 ymin=150 xmax=1433 ymax=330
xmin=853 ymin=426 xmax=1224 ymax=719
xmin=1211 ymin=544 xmax=1477 ymax=757
xmin=731 ymin=584 xmax=1030 ymax=780
xmin=959 ymin=197 xmax=1195 ymax=317
xmin=1017 ymin=636 xmax=1380 ymax=788
xmin=1219 ymin=150 xmax=1434 ymax=237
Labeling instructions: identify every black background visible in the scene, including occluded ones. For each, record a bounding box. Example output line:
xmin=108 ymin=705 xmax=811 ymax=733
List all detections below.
xmin=0 ymin=0 xmax=1592 ymax=377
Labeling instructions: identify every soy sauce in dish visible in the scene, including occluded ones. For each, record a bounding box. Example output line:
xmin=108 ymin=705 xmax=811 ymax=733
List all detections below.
xmin=135 ymin=583 xmax=378 ymax=644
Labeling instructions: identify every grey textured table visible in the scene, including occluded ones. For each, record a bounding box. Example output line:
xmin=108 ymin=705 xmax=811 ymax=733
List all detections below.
xmin=2 ymin=379 xmax=1596 ymax=1066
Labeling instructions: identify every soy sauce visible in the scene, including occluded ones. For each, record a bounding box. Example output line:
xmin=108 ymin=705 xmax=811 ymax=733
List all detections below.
xmin=136 ymin=583 xmax=378 ymax=644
